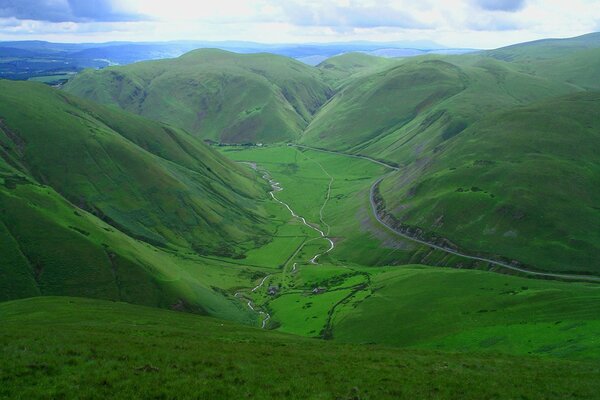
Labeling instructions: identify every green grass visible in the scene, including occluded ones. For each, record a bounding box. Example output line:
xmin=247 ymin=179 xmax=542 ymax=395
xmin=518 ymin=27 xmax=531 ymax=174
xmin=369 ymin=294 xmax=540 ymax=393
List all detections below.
xmin=2 ymin=296 xmax=599 ymax=400
xmin=28 ymin=73 xmax=74 ymax=85
xmin=316 ymin=52 xmax=396 ymax=88
xmin=64 ymin=49 xmax=333 ymax=144
xmin=330 ymin=266 xmax=600 ymax=359
xmin=214 ymin=145 xmax=600 ymax=360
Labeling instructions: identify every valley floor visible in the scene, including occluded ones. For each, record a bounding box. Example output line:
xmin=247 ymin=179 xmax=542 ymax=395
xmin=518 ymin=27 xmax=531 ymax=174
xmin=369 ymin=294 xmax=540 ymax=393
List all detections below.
xmin=217 ymin=145 xmax=600 ymax=359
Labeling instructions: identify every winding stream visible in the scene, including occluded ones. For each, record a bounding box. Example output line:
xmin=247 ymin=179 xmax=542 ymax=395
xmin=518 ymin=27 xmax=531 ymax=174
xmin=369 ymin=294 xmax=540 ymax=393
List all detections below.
xmin=235 ymin=162 xmax=336 ymax=328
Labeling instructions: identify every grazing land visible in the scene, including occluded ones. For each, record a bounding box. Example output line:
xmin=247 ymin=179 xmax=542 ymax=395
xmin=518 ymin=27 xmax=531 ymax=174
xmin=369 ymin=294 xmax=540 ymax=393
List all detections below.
xmin=1 ymin=297 xmax=599 ymax=400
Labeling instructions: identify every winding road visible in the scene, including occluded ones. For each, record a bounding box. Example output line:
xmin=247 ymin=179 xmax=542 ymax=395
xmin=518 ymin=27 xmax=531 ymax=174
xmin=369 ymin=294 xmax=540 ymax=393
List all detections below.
xmin=291 ymin=144 xmax=600 ymax=283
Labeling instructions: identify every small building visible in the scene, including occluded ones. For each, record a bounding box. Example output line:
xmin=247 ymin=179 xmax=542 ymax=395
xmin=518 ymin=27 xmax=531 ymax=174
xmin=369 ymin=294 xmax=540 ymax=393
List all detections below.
xmin=312 ymin=287 xmax=327 ymax=295
xmin=267 ymin=286 xmax=279 ymax=296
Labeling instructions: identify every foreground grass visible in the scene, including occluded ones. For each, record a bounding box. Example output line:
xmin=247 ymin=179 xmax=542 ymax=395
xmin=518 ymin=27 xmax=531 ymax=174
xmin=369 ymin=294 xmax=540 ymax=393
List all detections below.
xmin=1 ymin=297 xmax=599 ymax=400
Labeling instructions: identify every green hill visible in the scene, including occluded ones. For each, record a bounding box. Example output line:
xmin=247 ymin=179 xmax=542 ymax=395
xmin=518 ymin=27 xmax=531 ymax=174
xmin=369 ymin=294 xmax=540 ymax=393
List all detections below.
xmin=301 ymin=56 xmax=577 ymax=164
xmin=1 ymin=296 xmax=598 ymax=399
xmin=460 ymin=32 xmax=600 ymax=91
xmin=316 ymin=52 xmax=396 ymax=87
xmin=378 ymin=91 xmax=600 ymax=274
xmin=0 ymin=80 xmax=273 ymax=317
xmin=64 ymin=49 xmax=333 ymax=144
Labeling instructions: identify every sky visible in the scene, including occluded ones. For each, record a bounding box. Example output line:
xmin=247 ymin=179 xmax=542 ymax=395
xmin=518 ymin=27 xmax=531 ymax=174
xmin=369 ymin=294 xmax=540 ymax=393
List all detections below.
xmin=0 ymin=0 xmax=599 ymax=49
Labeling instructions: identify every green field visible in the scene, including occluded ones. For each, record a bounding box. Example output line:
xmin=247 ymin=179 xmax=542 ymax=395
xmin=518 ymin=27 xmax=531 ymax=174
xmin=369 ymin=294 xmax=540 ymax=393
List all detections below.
xmin=2 ymin=297 xmax=599 ymax=400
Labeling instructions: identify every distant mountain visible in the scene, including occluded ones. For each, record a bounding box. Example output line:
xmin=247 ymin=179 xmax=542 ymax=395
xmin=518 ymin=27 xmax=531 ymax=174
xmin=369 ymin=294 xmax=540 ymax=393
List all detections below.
xmin=0 ymin=39 xmax=458 ymax=80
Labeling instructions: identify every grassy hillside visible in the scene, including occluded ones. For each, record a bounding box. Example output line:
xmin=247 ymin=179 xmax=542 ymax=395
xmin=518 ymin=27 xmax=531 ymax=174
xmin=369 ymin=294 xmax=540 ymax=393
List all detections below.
xmin=0 ymin=80 xmax=279 ymax=320
xmin=330 ymin=266 xmax=600 ymax=358
xmin=64 ymin=49 xmax=333 ymax=144
xmin=316 ymin=52 xmax=396 ymax=87
xmin=301 ymin=56 xmax=577 ymax=164
xmin=379 ymin=91 xmax=600 ymax=274
xmin=0 ymin=80 xmax=270 ymax=255
xmin=1 ymin=296 xmax=599 ymax=399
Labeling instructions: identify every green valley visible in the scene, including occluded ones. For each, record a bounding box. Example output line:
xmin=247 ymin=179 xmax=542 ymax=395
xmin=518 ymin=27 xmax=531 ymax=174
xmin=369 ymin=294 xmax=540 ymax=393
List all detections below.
xmin=1 ymin=24 xmax=600 ymax=400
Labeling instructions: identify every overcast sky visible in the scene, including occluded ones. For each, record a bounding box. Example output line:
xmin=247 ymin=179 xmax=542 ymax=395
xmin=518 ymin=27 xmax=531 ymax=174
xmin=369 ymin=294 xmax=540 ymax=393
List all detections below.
xmin=0 ymin=0 xmax=599 ymax=48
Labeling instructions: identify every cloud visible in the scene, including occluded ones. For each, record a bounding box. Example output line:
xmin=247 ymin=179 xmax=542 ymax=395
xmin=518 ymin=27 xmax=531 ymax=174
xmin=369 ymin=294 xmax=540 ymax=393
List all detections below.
xmin=474 ymin=0 xmax=526 ymax=12
xmin=0 ymin=0 xmax=144 ymax=22
xmin=466 ymin=14 xmax=524 ymax=31
xmin=279 ymin=2 xmax=431 ymax=29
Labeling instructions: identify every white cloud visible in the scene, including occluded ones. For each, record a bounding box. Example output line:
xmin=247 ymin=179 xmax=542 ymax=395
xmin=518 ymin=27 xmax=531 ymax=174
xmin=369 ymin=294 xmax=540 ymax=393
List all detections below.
xmin=0 ymin=0 xmax=599 ymax=49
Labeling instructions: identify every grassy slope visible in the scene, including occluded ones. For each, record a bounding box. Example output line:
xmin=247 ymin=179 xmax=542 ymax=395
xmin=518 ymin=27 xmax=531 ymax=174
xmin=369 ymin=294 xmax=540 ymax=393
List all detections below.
xmin=331 ymin=266 xmax=600 ymax=358
xmin=301 ymin=56 xmax=576 ymax=164
xmin=215 ymin=146 xmax=600 ymax=360
xmin=64 ymin=49 xmax=333 ymax=144
xmin=0 ymin=80 xmax=281 ymax=322
xmin=380 ymin=91 xmax=600 ymax=274
xmin=316 ymin=52 xmax=396 ymax=88
xmin=300 ymin=35 xmax=600 ymax=275
xmin=0 ymin=80 xmax=269 ymax=255
xmin=1 ymin=296 xmax=599 ymax=400
xmin=481 ymin=32 xmax=600 ymax=90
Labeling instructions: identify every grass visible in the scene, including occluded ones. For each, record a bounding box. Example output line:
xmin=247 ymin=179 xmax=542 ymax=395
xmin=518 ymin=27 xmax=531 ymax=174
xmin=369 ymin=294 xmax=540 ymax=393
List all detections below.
xmin=220 ymin=145 xmax=422 ymax=268
xmin=1 ymin=296 xmax=599 ymax=400
xmin=330 ymin=266 xmax=600 ymax=359
xmin=0 ymin=80 xmax=289 ymax=322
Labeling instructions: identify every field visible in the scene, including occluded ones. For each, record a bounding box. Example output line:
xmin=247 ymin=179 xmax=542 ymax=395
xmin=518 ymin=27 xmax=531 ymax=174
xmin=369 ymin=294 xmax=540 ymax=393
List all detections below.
xmin=1 ymin=297 xmax=599 ymax=400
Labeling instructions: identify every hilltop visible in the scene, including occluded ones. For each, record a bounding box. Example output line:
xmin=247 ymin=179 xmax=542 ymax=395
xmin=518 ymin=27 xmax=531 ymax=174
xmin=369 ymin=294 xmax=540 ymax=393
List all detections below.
xmin=64 ymin=49 xmax=333 ymax=143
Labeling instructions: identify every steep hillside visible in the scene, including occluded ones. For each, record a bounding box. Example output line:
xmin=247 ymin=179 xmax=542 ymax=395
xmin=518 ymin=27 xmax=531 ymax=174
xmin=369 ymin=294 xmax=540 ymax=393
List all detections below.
xmin=0 ymin=80 xmax=271 ymax=315
xmin=378 ymin=91 xmax=600 ymax=274
xmin=64 ymin=49 xmax=333 ymax=143
xmin=301 ymin=56 xmax=575 ymax=164
xmin=1 ymin=297 xmax=598 ymax=399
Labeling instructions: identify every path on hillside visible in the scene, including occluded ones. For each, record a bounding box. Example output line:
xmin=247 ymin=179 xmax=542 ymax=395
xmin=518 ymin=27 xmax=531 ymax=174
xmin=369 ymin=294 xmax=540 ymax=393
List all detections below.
xmin=291 ymin=144 xmax=600 ymax=283
xmin=234 ymin=161 xmax=336 ymax=328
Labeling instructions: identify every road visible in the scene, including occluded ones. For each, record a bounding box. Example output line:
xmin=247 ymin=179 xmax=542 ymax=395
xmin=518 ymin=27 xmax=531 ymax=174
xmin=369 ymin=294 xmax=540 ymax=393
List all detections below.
xmin=292 ymin=144 xmax=600 ymax=283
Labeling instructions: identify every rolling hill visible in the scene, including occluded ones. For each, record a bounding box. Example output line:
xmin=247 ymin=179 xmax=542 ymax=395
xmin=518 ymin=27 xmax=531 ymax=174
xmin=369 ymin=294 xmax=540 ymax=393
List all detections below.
xmin=0 ymin=79 xmax=273 ymax=317
xmin=315 ymin=52 xmax=396 ymax=87
xmin=64 ymin=49 xmax=333 ymax=144
xmin=301 ymin=55 xmax=578 ymax=164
